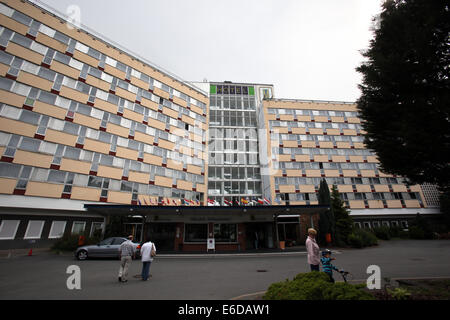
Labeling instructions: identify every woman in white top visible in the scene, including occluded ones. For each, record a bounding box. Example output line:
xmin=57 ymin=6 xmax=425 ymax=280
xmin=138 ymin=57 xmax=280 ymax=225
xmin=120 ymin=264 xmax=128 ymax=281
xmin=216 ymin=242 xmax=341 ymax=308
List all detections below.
xmin=305 ymin=228 xmax=320 ymax=271
xmin=140 ymin=238 xmax=156 ymax=281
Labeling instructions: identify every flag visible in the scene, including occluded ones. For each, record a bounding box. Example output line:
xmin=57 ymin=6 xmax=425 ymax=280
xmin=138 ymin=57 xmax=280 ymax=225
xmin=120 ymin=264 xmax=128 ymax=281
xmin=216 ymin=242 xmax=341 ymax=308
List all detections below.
xmin=241 ymin=198 xmax=248 ymax=204
xmin=263 ymin=197 xmax=271 ymax=205
xmin=138 ymin=199 xmax=142 ymax=206
xmin=172 ymin=199 xmax=177 ymax=205
xmin=143 ymin=197 xmax=148 ymax=205
xmin=184 ymin=198 xmax=190 ymax=206
xmin=224 ymin=199 xmax=232 ymax=206
xmin=257 ymin=198 xmax=264 ymax=205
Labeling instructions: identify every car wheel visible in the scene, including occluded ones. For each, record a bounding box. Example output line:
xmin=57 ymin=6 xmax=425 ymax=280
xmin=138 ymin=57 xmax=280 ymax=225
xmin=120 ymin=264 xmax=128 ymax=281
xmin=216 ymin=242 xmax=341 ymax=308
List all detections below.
xmin=77 ymin=250 xmax=88 ymax=260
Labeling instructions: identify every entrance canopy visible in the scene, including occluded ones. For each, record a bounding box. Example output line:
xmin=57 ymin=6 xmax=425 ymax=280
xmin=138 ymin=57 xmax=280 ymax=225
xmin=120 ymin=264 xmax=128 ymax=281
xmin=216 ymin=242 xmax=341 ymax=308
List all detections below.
xmin=84 ymin=204 xmax=330 ymax=223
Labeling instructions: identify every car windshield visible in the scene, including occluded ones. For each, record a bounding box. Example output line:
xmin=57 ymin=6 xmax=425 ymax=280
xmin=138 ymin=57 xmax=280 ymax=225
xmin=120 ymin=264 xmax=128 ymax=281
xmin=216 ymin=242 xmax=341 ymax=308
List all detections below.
xmin=112 ymin=238 xmax=126 ymax=245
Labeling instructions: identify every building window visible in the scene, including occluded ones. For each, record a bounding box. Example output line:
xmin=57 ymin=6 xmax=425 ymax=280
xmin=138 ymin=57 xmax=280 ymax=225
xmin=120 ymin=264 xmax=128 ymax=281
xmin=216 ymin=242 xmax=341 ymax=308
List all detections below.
xmin=24 ymin=220 xmax=45 ymax=239
xmin=48 ymin=221 xmax=67 ymax=239
xmin=90 ymin=222 xmax=103 ymax=237
xmin=363 ymin=222 xmax=371 ymax=229
xmin=71 ymin=221 xmax=86 ymax=235
xmin=184 ymin=224 xmax=207 ymax=243
xmin=214 ymin=224 xmax=237 ymax=243
xmin=401 ymin=221 xmax=409 ymax=229
xmin=353 ymin=222 xmax=361 ymax=229
xmin=0 ymin=220 xmax=20 ymax=240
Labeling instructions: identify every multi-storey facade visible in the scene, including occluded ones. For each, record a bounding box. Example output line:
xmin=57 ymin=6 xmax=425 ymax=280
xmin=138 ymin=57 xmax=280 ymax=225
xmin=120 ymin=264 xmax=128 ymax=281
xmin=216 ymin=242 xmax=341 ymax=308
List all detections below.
xmin=259 ymin=98 xmax=441 ymax=230
xmin=0 ymin=0 xmax=208 ymax=248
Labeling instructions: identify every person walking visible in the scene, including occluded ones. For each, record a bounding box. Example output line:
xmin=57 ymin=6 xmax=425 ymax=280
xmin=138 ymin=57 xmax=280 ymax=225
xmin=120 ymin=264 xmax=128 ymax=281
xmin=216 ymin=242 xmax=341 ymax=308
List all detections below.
xmin=140 ymin=238 xmax=156 ymax=281
xmin=305 ymin=228 xmax=320 ymax=271
xmin=118 ymin=235 xmax=135 ymax=283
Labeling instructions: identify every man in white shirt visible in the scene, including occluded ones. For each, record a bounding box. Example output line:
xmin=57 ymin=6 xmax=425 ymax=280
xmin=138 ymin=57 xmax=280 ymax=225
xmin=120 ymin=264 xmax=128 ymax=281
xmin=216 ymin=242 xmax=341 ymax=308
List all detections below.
xmin=140 ymin=238 xmax=156 ymax=281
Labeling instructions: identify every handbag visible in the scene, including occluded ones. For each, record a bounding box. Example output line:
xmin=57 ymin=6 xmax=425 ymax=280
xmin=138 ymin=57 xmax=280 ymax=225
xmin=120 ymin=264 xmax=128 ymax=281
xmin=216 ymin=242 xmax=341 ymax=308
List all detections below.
xmin=150 ymin=243 xmax=156 ymax=257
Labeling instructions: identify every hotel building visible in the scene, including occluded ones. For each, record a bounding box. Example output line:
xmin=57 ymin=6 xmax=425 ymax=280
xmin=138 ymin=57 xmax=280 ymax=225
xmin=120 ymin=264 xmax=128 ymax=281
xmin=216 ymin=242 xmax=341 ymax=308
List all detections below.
xmin=0 ymin=1 xmax=441 ymax=251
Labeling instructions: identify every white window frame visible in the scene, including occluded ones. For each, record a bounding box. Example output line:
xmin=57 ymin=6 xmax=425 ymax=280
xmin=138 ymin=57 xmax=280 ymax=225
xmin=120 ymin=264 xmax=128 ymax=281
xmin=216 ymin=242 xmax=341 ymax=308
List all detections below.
xmin=0 ymin=220 xmax=20 ymax=240
xmin=401 ymin=220 xmax=409 ymax=229
xmin=391 ymin=221 xmax=399 ymax=227
xmin=24 ymin=220 xmax=45 ymax=239
xmin=372 ymin=221 xmax=381 ymax=228
xmin=48 ymin=221 xmax=67 ymax=239
xmin=363 ymin=222 xmax=371 ymax=229
xmin=382 ymin=221 xmax=390 ymax=228
xmin=90 ymin=222 xmax=104 ymax=237
xmin=71 ymin=221 xmax=86 ymax=235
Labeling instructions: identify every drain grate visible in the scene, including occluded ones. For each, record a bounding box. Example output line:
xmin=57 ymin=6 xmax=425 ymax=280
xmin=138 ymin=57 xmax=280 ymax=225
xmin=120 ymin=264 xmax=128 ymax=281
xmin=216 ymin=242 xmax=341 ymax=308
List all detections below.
xmin=257 ymin=269 xmax=268 ymax=272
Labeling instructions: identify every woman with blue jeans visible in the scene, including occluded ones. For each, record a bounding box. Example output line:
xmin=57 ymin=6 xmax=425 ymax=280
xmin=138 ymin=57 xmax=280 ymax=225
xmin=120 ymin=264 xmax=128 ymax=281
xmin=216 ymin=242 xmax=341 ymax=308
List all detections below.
xmin=140 ymin=239 xmax=156 ymax=281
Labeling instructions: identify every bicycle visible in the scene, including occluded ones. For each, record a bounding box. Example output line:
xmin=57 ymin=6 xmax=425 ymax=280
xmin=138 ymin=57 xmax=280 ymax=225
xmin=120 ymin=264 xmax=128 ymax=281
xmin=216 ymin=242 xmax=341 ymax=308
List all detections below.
xmin=338 ymin=270 xmax=354 ymax=283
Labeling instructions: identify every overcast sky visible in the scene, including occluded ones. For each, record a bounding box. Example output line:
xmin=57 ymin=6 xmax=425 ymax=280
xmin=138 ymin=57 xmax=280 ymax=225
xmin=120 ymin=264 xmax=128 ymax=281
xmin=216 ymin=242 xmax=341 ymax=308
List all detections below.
xmin=33 ymin=0 xmax=383 ymax=102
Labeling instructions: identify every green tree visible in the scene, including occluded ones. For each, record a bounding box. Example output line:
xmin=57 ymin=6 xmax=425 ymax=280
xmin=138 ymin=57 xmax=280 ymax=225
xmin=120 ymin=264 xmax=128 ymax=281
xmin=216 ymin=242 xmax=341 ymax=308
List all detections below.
xmin=356 ymin=0 xmax=450 ymax=191
xmin=317 ymin=179 xmax=334 ymax=244
xmin=330 ymin=185 xmax=353 ymax=246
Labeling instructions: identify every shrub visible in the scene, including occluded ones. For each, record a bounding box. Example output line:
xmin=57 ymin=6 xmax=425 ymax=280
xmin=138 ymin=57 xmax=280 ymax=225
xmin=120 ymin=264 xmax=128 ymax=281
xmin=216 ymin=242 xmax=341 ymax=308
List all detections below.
xmin=409 ymin=226 xmax=426 ymax=239
xmin=347 ymin=229 xmax=378 ymax=248
xmin=263 ymin=272 xmax=374 ymax=300
xmin=51 ymin=232 xmax=102 ymax=252
xmin=373 ymin=227 xmax=391 ymax=240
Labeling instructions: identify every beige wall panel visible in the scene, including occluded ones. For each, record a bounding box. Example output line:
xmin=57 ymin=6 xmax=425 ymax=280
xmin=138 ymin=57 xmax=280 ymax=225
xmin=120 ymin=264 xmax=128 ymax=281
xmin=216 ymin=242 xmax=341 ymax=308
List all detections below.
xmin=313 ymin=155 xmax=329 ymax=162
xmin=178 ymin=146 xmax=193 ymax=157
xmin=83 ymin=138 xmax=110 ymax=154
xmin=326 ymin=129 xmax=340 ymax=135
xmin=349 ymin=156 xmax=364 ymax=163
xmin=314 ymin=116 xmax=328 ymax=123
xmin=85 ymin=75 xmax=110 ymax=92
xmin=279 ymin=185 xmax=295 ymax=193
xmin=72 ymin=50 xmax=98 ymax=68
xmin=128 ymin=171 xmax=149 ymax=184
xmin=123 ymin=109 xmax=143 ymax=123
xmin=392 ymin=185 xmax=407 ymax=192
xmin=374 ymin=185 xmax=390 ymax=192
xmin=295 ymin=155 xmax=310 ymax=162
xmin=347 ymin=117 xmax=360 ymax=124
xmin=116 ymin=146 xmax=138 ymax=160
xmin=153 ymin=87 xmax=169 ymax=100
xmin=0 ymin=117 xmax=36 ymax=137
xmin=349 ymin=200 xmax=365 ymax=209
xmin=356 ymin=185 xmax=372 ymax=193
xmin=266 ymin=114 xmax=277 ymax=121
xmin=17 ymin=72 xmax=52 ymax=91
xmin=299 ymin=185 xmax=315 ymax=193
xmin=366 ymin=156 xmax=379 ymax=163
xmin=0 ymin=90 xmax=25 ymax=108
xmin=360 ymin=170 xmax=376 ymax=177
xmin=187 ymin=164 xmax=202 ymax=175
xmin=181 ymin=114 xmax=195 ymax=126
xmin=305 ymin=170 xmax=321 ymax=177
xmin=309 ymin=128 xmax=323 ymax=135
xmin=71 ymin=186 xmax=101 ymax=201
xmin=13 ymin=150 xmax=52 ymax=168
xmin=97 ymin=165 xmax=123 ymax=180
xmin=342 ymin=170 xmax=358 ymax=177
xmin=405 ymin=200 xmax=420 ymax=208
xmin=0 ymin=63 xmax=8 ymax=77
xmin=32 ymin=101 xmax=66 ymax=120
xmin=108 ymin=191 xmax=132 ymax=204
xmin=336 ymin=142 xmax=351 ymax=149
xmin=196 ymin=183 xmax=206 ymax=193
xmin=291 ymin=127 xmax=306 ymax=135
xmin=319 ymin=141 xmax=334 ymax=149
xmin=141 ymin=97 xmax=158 ymax=111
xmin=115 ymin=87 xmax=136 ymax=103
xmin=163 ymin=107 xmax=178 ymax=120
xmin=338 ymin=185 xmax=353 ymax=193
xmin=167 ymin=159 xmax=182 ymax=171
xmin=410 ymin=185 xmax=421 ymax=192
xmin=44 ymin=129 xmax=75 ymax=146
xmin=324 ymin=170 xmax=339 ymax=177
xmin=177 ymin=180 xmax=193 ymax=191
xmin=93 ymin=98 xmax=118 ymax=114
xmin=36 ymin=33 xmax=67 ymax=53
xmin=106 ymin=123 xmax=129 ymax=138
xmin=0 ymin=177 xmax=16 ymax=194
xmin=368 ymin=200 xmax=384 ymax=209
xmin=279 ymin=115 xmax=294 ymax=121
xmin=59 ymin=158 xmax=91 ymax=174
xmin=297 ymin=115 xmax=311 ymax=122
xmin=172 ymin=96 xmax=187 ymax=108
xmin=343 ymin=129 xmax=357 ymax=136
xmin=157 ymin=139 xmax=175 ymax=151
xmin=301 ymin=141 xmax=316 ymax=148
xmin=1 ymin=14 xmax=29 ymax=35
xmin=50 ymin=60 xmax=80 ymax=79
xmin=286 ymin=169 xmax=302 ymax=177
xmin=133 ymin=131 xmax=154 ymax=145
xmin=330 ymin=117 xmax=345 ymax=123
xmin=386 ymin=200 xmax=402 ymax=208
xmin=283 ymin=140 xmax=298 ymax=148
xmin=190 ymin=105 xmax=203 ymax=116
xmin=25 ymin=181 xmax=63 ymax=198
xmin=73 ymin=112 xmax=101 ymax=129
xmin=155 ymin=175 xmax=172 ymax=188
xmin=290 ymin=201 xmax=307 ymax=206
xmin=103 ymin=64 xmax=126 ymax=79
xmin=272 ymin=127 xmax=289 ymax=134
xmin=147 ymin=118 xmax=166 ymax=131
xmin=6 ymin=42 xmax=43 ymax=65
xmin=130 ymin=76 xmax=148 ymax=90
xmin=277 ymin=154 xmax=291 ymax=162
xmin=378 ymin=171 xmax=392 ymax=178
xmin=59 ymin=86 xmax=89 ymax=104
xmin=144 ymin=153 xmax=162 ymax=166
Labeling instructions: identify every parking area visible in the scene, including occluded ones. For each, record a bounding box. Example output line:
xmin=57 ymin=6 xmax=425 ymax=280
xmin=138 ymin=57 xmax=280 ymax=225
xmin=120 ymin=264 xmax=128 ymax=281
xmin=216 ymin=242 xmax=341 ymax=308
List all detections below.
xmin=0 ymin=240 xmax=449 ymax=300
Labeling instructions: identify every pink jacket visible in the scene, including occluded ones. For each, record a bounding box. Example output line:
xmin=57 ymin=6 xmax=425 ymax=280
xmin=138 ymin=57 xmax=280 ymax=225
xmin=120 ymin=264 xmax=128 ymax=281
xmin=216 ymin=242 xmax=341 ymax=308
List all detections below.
xmin=305 ymin=236 xmax=320 ymax=265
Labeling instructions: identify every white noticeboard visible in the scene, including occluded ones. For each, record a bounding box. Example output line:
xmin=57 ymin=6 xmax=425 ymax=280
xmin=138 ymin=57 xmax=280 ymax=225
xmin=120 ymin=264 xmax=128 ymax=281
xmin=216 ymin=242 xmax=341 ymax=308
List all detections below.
xmin=207 ymin=238 xmax=215 ymax=252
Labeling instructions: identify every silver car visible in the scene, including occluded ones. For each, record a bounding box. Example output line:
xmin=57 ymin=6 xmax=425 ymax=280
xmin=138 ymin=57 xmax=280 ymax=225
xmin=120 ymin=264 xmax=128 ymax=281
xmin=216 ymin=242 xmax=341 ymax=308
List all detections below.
xmin=75 ymin=237 xmax=140 ymax=260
